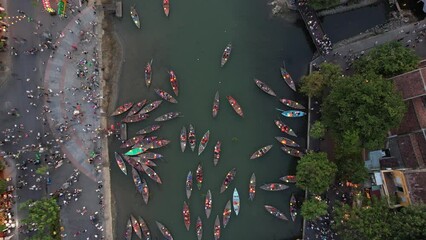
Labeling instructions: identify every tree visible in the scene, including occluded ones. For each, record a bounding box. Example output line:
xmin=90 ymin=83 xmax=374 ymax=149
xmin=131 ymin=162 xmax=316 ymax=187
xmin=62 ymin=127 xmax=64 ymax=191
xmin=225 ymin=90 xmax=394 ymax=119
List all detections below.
xmin=310 ymin=121 xmax=326 ymax=139
xmin=0 ymin=179 xmax=7 ymax=194
xmin=393 ymin=205 xmax=426 ymax=240
xmin=319 ymin=62 xmax=343 ymax=87
xmin=296 ymin=152 xmax=337 ymax=194
xmin=301 ymin=198 xmax=328 ymax=221
xmin=335 ymin=155 xmax=369 ymax=184
xmin=354 ymin=41 xmax=419 ymax=78
xmin=300 ymin=63 xmax=342 ymax=98
xmin=322 ymin=73 xmax=406 ymax=149
xmin=308 ymin=0 xmax=340 ymax=10
xmin=20 ymin=198 xmax=61 ymax=239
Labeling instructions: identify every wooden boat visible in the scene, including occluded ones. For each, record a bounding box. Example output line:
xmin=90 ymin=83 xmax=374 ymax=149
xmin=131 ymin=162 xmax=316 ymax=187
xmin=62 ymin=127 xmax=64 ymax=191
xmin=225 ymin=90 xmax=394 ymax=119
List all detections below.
xmin=130 ymin=6 xmax=141 ymax=29
xmin=265 ymin=205 xmax=288 ymax=221
xmin=125 ymin=147 xmax=147 ymax=156
xmin=154 ymin=112 xmax=181 ymax=122
xmin=280 ymin=175 xmax=296 ymax=183
xmin=290 ymin=194 xmax=297 ymax=222
xmin=163 ymin=0 xmax=170 ymax=17
xmin=120 ymin=123 xmax=128 ymax=141
xmin=138 ymin=216 xmax=151 ymax=240
xmin=142 ymin=178 xmax=149 ymax=204
xmin=212 ymin=91 xmax=220 ymax=118
xmin=131 ymin=215 xmax=142 ymax=239
xmin=260 ymin=183 xmax=289 ymax=191
xmin=198 ymin=130 xmax=210 ymax=156
xmin=213 ymin=140 xmax=221 ymax=166
xmin=136 ymin=124 xmax=161 ymax=135
xmin=214 ymin=215 xmax=221 ymax=240
xmin=156 ymin=221 xmax=173 ymax=240
xmin=111 ymin=102 xmax=133 ymax=116
xmin=222 ymin=200 xmax=232 ymax=228
xmin=169 ymin=70 xmax=179 ymax=96
xmin=205 ymin=190 xmax=212 ymax=219
xmin=139 ymin=152 xmax=163 ymax=160
xmin=280 ymin=61 xmax=296 ymax=91
xmin=249 ymin=173 xmax=256 ymax=201
xmin=154 ymin=89 xmax=178 ymax=104
xmin=145 ymin=59 xmax=153 ymax=87
xmin=144 ymin=139 xmax=171 ymax=150
xmin=139 ymin=100 xmax=163 ymax=114
xmin=275 ymin=136 xmax=300 ymax=148
xmin=220 ymin=168 xmax=237 ymax=193
xmin=131 ymin=167 xmax=144 ymax=194
xmin=124 ymin=218 xmax=132 ymax=240
xmin=124 ymin=155 xmax=157 ymax=168
xmin=281 ymin=146 xmax=305 ymax=158
xmin=132 ymin=136 xmax=159 ymax=148
xmin=276 ymin=108 xmax=306 ymax=117
xmin=227 ymin=96 xmax=244 ymax=117
xmin=279 ymin=98 xmax=305 ymax=110
xmin=122 ymin=113 xmax=149 ymax=123
xmin=221 ymin=43 xmax=232 ymax=67
xmin=254 ymin=78 xmax=277 ymax=97
xmin=196 ymin=163 xmax=203 ymax=190
xmin=141 ymin=164 xmax=162 ymax=184
xmin=180 ymin=126 xmax=187 ymax=152
xmin=233 ymin=188 xmax=240 ymax=216
xmin=188 ymin=124 xmax=196 ymax=152
xmin=274 ymin=119 xmax=297 ymax=137
xmin=196 ymin=217 xmax=203 ymax=240
xmin=122 ymin=155 xmax=145 ymax=173
xmin=250 ymin=145 xmax=273 ymax=159
xmin=186 ymin=171 xmax=193 ymax=199
xmin=127 ymin=99 xmax=147 ymax=116
xmin=114 ymin=152 xmax=127 ymax=175
xmin=120 ymin=135 xmax=146 ymax=148
xmin=183 ymin=201 xmax=190 ymax=231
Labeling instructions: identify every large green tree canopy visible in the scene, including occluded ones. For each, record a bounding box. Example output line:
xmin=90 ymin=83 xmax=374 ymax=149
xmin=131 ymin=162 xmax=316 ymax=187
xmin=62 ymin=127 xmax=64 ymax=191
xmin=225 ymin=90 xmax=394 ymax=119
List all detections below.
xmin=301 ymin=198 xmax=328 ymax=221
xmin=322 ymin=73 xmax=406 ymax=149
xmin=300 ymin=63 xmax=343 ymax=98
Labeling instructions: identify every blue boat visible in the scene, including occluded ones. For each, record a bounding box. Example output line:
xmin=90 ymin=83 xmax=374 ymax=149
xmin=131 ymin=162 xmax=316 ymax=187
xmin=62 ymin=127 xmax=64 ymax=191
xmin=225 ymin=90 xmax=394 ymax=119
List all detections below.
xmin=276 ymin=108 xmax=306 ymax=118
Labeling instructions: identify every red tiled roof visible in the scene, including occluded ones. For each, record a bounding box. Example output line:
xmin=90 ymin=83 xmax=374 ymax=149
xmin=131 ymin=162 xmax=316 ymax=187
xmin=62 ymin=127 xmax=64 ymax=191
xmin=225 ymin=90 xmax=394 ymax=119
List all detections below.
xmin=391 ymin=68 xmax=426 ymax=100
xmin=404 ymin=169 xmax=426 ymax=204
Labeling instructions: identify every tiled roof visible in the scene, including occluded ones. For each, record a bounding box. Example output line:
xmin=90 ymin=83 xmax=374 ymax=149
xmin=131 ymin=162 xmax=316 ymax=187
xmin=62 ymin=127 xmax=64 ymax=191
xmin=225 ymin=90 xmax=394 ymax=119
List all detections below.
xmin=391 ymin=68 xmax=426 ymax=100
xmin=404 ymin=169 xmax=426 ymax=204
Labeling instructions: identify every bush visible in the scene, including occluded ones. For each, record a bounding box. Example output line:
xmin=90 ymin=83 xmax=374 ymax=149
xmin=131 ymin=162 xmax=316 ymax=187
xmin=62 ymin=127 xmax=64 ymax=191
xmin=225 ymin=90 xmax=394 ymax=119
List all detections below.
xmin=310 ymin=121 xmax=326 ymax=139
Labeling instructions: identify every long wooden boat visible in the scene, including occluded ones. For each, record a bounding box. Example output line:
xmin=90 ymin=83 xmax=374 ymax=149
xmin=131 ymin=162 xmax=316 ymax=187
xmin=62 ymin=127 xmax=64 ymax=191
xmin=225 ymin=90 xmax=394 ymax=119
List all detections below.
xmin=250 ymin=145 xmax=273 ymax=159
xmin=154 ymin=112 xmax=181 ymax=122
xmin=142 ymin=178 xmax=149 ymax=204
xmin=233 ymin=188 xmax=240 ymax=216
xmin=276 ymin=108 xmax=306 ymax=117
xmin=132 ymin=136 xmax=159 ymax=148
xmin=214 ymin=215 xmax=221 ymax=240
xmin=136 ymin=124 xmax=161 ymax=135
xmin=122 ymin=113 xmax=149 ymax=123
xmin=169 ymin=70 xmax=179 ymax=96
xmin=142 ymin=164 xmax=163 ymax=184
xmin=279 ymin=98 xmax=305 ymax=110
xmin=111 ymin=102 xmax=133 ymax=116
xmin=124 ymin=218 xmax=132 ymax=240
xmin=144 ymin=139 xmax=171 ymax=150
xmin=281 ymin=146 xmax=305 ymax=158
xmin=196 ymin=163 xmax=203 ymax=190
xmin=139 ymin=152 xmax=163 ymax=160
xmin=186 ymin=171 xmax=193 ymax=199
xmin=254 ymin=78 xmax=277 ymax=97
xmin=145 ymin=59 xmax=153 ymax=87
xmin=188 ymin=124 xmax=196 ymax=152
xmin=221 ymin=43 xmax=232 ymax=67
xmin=122 ymin=155 xmax=145 ymax=173
xmin=156 ymin=221 xmax=173 ymax=240
xmin=275 ymin=136 xmax=300 ymax=148
xmin=280 ymin=175 xmax=296 ymax=183
xmin=205 ymin=190 xmax=212 ymax=219
xmin=124 ymin=155 xmax=157 ymax=167
xmin=114 ymin=152 xmax=127 ymax=175
xmin=274 ymin=119 xmax=297 ymax=137
xmin=131 ymin=215 xmax=142 ymax=239
xmin=120 ymin=123 xmax=128 ymax=141
xmin=138 ymin=216 xmax=151 ymax=240
xmin=212 ymin=91 xmax=220 ymax=118
xmin=222 ymin=200 xmax=231 ymax=228
xmin=260 ymin=183 xmax=289 ymax=191
xmin=183 ymin=201 xmax=191 ymax=231
xmin=127 ymin=99 xmax=147 ymax=116
xmin=120 ymin=135 xmax=146 ymax=149
xmin=154 ymin=88 xmax=178 ymax=104
xmin=213 ymin=140 xmax=221 ymax=166
xmin=196 ymin=217 xmax=203 ymax=240
xmin=249 ymin=173 xmax=256 ymax=201
xmin=180 ymin=126 xmax=187 ymax=152
xmin=227 ymin=96 xmax=244 ymax=117
xmin=280 ymin=61 xmax=296 ymax=91
xmin=220 ymin=168 xmax=237 ymax=193
xmin=131 ymin=167 xmax=144 ymax=194
xmin=163 ymin=0 xmax=170 ymax=17
xmin=198 ymin=130 xmax=210 ymax=156
xmin=139 ymin=100 xmax=163 ymax=114
xmin=290 ymin=194 xmax=297 ymax=222
xmin=265 ymin=205 xmax=288 ymax=221
xmin=130 ymin=6 xmax=141 ymax=29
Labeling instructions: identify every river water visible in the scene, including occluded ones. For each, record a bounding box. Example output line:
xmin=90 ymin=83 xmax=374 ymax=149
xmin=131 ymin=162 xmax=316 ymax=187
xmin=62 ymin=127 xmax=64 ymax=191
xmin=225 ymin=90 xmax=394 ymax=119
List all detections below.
xmin=109 ymin=0 xmax=388 ymax=239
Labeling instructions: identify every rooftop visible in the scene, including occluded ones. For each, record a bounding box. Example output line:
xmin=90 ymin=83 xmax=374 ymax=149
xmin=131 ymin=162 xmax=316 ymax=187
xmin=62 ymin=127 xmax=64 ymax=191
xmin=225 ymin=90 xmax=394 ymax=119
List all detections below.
xmin=403 ymin=168 xmax=426 ymax=204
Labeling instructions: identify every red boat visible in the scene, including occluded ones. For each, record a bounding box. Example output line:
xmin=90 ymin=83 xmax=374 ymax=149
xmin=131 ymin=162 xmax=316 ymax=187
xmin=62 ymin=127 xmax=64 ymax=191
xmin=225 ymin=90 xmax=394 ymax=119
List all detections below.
xmin=120 ymin=135 xmax=147 ymax=148
xmin=142 ymin=164 xmax=163 ymax=184
xmin=275 ymin=136 xmax=300 ymax=148
xmin=111 ymin=102 xmax=133 ymax=116
xmin=126 ymin=100 xmax=147 ymax=116
xmin=213 ymin=141 xmax=221 ymax=166
xmin=163 ymin=0 xmax=170 ymax=17
xmin=274 ymin=120 xmax=297 ymax=137
xmin=145 ymin=59 xmax=153 ymax=87
xmin=281 ymin=146 xmax=305 ymax=158
xmin=136 ymin=124 xmax=161 ymax=135
xmin=183 ymin=201 xmax=190 ymax=231
xmin=154 ymin=89 xmax=178 ymax=104
xmin=280 ymin=61 xmax=296 ymax=91
xmin=279 ymin=98 xmax=305 ymax=110
xmin=220 ymin=168 xmax=237 ymax=193
xmin=196 ymin=163 xmax=203 ymax=190
xmin=213 ymin=215 xmax=221 ymax=240
xmin=169 ymin=70 xmax=179 ymax=96
xmin=122 ymin=113 xmax=149 ymax=123
xmin=227 ymin=96 xmax=244 ymax=117
xmin=221 ymin=43 xmax=232 ymax=67
xmin=139 ymin=100 xmax=163 ymax=114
